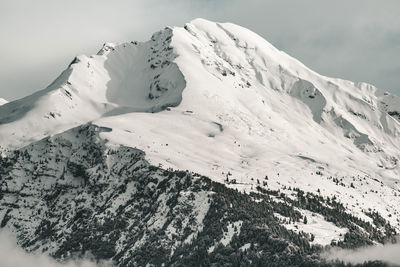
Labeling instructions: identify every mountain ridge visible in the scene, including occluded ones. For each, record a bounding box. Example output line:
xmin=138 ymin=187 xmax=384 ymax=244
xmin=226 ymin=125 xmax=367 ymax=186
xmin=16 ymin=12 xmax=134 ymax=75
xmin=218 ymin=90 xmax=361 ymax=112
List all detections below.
xmin=1 ymin=17 xmax=400 ymax=228
xmin=1 ymin=18 xmax=400 ymax=266
xmin=1 ymin=19 xmax=399 ymax=151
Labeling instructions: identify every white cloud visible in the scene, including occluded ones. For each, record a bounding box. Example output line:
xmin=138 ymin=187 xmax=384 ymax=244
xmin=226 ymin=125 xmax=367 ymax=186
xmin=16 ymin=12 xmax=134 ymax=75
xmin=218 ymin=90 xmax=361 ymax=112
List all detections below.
xmin=0 ymin=229 xmax=114 ymax=267
xmin=323 ymin=239 xmax=400 ymax=265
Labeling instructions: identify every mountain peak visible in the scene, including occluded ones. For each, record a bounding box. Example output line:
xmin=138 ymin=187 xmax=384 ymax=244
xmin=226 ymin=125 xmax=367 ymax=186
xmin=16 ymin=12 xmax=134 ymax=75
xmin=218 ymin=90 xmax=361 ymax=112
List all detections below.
xmin=1 ymin=19 xmax=400 ymax=186
xmin=0 ymin=98 xmax=7 ymax=106
xmin=1 ymin=18 xmax=400 ymax=265
xmin=1 ymin=20 xmax=399 ymax=177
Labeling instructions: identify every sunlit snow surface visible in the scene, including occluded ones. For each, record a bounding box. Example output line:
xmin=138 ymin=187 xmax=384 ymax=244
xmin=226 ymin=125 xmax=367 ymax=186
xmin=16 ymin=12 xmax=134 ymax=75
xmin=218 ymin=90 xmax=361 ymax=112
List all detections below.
xmin=275 ymin=210 xmax=348 ymax=246
xmin=0 ymin=98 xmax=7 ymax=106
xmin=98 ymin=19 xmax=400 ymax=233
xmin=1 ymin=19 xmax=400 ymax=245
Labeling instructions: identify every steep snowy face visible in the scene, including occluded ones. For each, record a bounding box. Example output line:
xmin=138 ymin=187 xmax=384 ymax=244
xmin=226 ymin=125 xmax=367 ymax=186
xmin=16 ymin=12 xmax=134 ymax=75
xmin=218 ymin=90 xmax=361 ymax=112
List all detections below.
xmin=173 ymin=18 xmax=400 ymax=156
xmin=0 ymin=28 xmax=185 ymax=150
xmin=95 ymin=19 xmax=400 ymax=178
xmin=95 ymin=19 xmax=400 ymax=227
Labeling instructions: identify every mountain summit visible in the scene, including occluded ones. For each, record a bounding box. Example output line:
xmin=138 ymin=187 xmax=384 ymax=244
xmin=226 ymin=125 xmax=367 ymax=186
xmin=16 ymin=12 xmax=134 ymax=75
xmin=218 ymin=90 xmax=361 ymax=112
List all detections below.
xmin=1 ymin=19 xmax=400 ymax=266
xmin=0 ymin=98 xmax=7 ymax=106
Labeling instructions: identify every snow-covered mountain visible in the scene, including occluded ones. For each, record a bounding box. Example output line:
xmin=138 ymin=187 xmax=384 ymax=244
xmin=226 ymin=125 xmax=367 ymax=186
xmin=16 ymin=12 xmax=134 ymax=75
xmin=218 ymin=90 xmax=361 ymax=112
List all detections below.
xmin=1 ymin=19 xmax=400 ymax=266
xmin=0 ymin=98 xmax=7 ymax=106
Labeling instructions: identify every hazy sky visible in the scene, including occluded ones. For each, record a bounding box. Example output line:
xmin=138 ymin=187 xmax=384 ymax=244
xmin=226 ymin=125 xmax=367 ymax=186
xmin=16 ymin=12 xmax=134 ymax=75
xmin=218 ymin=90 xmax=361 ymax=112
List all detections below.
xmin=1 ymin=0 xmax=399 ymax=100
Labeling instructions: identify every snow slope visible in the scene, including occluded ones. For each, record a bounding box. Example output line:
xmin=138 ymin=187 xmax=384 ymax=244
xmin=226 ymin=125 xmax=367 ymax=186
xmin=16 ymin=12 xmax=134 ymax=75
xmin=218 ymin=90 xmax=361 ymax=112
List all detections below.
xmin=0 ymin=98 xmax=7 ymax=106
xmin=97 ymin=19 xmax=400 ymax=229
xmin=276 ymin=210 xmax=348 ymax=246
xmin=0 ymin=28 xmax=184 ymax=151
xmin=1 ymin=19 xmax=400 ymax=231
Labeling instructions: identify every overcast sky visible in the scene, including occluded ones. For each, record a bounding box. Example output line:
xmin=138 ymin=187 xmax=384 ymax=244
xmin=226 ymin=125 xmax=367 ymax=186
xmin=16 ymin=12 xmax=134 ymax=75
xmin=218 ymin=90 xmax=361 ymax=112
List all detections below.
xmin=1 ymin=0 xmax=399 ymax=100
